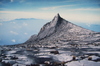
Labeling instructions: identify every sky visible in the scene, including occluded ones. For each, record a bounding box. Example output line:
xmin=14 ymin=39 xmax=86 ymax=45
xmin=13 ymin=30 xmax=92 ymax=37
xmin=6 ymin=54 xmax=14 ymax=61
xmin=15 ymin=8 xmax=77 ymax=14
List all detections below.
xmin=0 ymin=0 xmax=100 ymax=24
xmin=0 ymin=0 xmax=100 ymax=45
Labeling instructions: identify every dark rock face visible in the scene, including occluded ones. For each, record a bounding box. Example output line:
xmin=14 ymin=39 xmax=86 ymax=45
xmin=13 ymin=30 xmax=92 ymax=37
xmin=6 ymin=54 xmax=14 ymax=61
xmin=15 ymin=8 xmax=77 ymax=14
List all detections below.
xmin=25 ymin=13 xmax=100 ymax=45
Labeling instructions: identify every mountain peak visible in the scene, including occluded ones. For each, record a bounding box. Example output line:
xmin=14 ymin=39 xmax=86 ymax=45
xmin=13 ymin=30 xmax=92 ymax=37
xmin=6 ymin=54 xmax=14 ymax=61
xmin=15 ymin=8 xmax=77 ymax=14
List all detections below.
xmin=55 ymin=13 xmax=61 ymax=20
xmin=56 ymin=13 xmax=60 ymax=17
xmin=25 ymin=14 xmax=99 ymax=45
xmin=52 ymin=13 xmax=62 ymax=23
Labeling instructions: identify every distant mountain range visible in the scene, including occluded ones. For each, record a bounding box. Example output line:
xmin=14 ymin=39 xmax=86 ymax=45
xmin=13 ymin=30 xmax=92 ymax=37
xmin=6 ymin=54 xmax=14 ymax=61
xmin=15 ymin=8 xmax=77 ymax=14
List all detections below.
xmin=24 ymin=14 xmax=100 ymax=45
xmin=15 ymin=18 xmax=37 ymax=20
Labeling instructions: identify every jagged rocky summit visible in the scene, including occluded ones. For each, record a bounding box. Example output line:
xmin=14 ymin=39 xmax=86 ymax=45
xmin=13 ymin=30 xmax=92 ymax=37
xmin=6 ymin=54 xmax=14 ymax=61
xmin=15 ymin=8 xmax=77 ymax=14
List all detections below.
xmin=24 ymin=13 xmax=100 ymax=45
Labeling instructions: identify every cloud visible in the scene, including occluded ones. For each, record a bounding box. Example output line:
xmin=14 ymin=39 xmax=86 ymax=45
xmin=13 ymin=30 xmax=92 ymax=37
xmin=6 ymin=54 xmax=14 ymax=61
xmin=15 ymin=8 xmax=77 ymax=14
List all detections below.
xmin=86 ymin=24 xmax=91 ymax=27
xmin=68 ymin=8 xmax=100 ymax=11
xmin=41 ymin=5 xmax=74 ymax=10
xmin=10 ymin=31 xmax=18 ymax=35
xmin=23 ymin=23 xmax=28 ymax=26
xmin=0 ymin=23 xmax=2 ymax=25
xmin=0 ymin=11 xmax=46 ymax=21
xmin=24 ymin=32 xmax=28 ymax=35
xmin=62 ymin=13 xmax=100 ymax=24
xmin=10 ymin=22 xmax=16 ymax=24
xmin=11 ymin=39 xmax=16 ymax=42
xmin=11 ymin=0 xmax=14 ymax=2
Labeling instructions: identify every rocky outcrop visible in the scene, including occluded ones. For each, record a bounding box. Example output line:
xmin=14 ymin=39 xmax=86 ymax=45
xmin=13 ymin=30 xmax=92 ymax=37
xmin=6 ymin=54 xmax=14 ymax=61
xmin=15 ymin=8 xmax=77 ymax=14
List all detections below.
xmin=25 ymin=13 xmax=100 ymax=45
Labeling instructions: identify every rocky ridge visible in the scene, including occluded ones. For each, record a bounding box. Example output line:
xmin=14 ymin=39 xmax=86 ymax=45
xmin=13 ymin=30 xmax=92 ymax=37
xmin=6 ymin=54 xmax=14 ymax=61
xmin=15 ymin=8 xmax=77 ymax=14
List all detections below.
xmin=24 ymin=13 xmax=100 ymax=45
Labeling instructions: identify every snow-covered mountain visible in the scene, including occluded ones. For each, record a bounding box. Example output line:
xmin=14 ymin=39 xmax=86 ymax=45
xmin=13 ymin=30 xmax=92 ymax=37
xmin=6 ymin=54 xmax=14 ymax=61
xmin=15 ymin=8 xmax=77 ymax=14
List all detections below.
xmin=25 ymin=14 xmax=100 ymax=45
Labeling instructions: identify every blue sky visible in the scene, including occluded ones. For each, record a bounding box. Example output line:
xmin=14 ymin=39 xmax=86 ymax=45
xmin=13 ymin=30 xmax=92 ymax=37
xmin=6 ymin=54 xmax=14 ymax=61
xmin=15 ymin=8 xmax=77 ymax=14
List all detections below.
xmin=0 ymin=0 xmax=100 ymax=45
